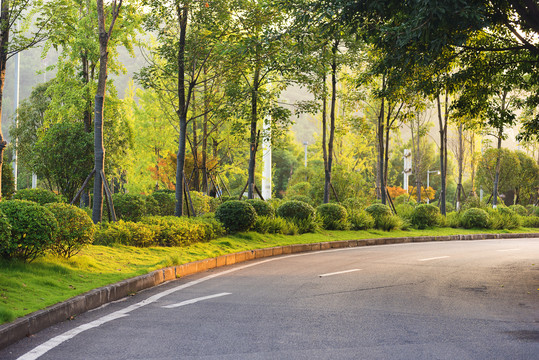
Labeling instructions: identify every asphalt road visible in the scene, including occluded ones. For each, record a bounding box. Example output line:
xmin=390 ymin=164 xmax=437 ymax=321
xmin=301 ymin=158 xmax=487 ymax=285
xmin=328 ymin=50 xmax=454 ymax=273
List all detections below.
xmin=2 ymin=239 xmax=538 ymax=360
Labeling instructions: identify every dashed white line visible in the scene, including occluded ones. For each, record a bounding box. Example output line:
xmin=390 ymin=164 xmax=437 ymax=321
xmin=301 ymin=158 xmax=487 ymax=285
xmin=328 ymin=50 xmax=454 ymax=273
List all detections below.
xmin=418 ymin=256 xmax=450 ymax=262
xmin=319 ymin=269 xmax=362 ymax=277
xmin=162 ymin=292 xmax=231 ymax=309
xmin=497 ymin=248 xmax=521 ymax=252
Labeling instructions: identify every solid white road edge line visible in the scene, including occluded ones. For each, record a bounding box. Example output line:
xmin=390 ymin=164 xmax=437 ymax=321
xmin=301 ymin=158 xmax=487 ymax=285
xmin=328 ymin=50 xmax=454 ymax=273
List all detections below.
xmin=162 ymin=292 xmax=231 ymax=309
xmin=418 ymin=256 xmax=450 ymax=262
xmin=319 ymin=269 xmax=362 ymax=277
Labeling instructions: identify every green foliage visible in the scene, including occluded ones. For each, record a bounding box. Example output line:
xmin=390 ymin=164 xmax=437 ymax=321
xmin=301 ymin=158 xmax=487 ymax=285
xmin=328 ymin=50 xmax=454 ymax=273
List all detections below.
xmin=445 ymin=212 xmax=461 ymax=228
xmin=252 ymin=216 xmax=298 ymax=235
xmin=215 ymin=200 xmax=257 ymax=233
xmin=365 ymin=203 xmax=393 ymax=229
xmin=487 ymin=208 xmax=521 ymax=230
xmin=293 ymin=217 xmax=320 ymax=234
xmin=395 ymin=203 xmax=415 ymax=222
xmin=522 ymin=216 xmax=539 ymax=228
xmin=277 ymin=200 xmax=315 ymax=221
xmin=411 ymin=204 xmax=441 ymax=229
xmin=112 ymin=193 xmax=147 ymax=222
xmin=33 ymin=121 xmax=94 ymax=202
xmin=349 ymin=210 xmax=374 ymax=230
xmin=0 ymin=200 xmax=58 ymax=262
xmin=377 ymin=215 xmax=402 ymax=231
xmin=461 ymin=196 xmax=488 ymax=211
xmin=12 ymin=188 xmax=65 ymax=205
xmin=245 ymin=199 xmax=275 ymax=218
xmin=342 ymin=197 xmax=369 ymax=212
xmin=393 ymin=194 xmax=416 ymax=206
xmin=316 ymin=203 xmax=349 ymax=230
xmin=94 ymin=220 xmax=156 ymax=247
xmin=141 ymin=216 xmax=224 ymax=246
xmin=0 ymin=210 xmax=12 ymax=251
xmin=509 ymin=204 xmax=528 ymax=216
xmin=476 ymin=148 xmax=520 ymax=195
xmin=286 ymin=182 xmax=312 ymax=197
xmin=44 ymin=203 xmax=95 ymax=258
xmin=146 ymin=191 xmax=176 ymax=216
xmin=460 ymin=208 xmax=489 ymax=229
xmin=1 ymin=161 xmax=15 ymax=200
xmin=288 ymin=195 xmax=315 ymax=206
xmin=185 ymin=191 xmax=212 ymax=216
xmin=526 ymin=205 xmax=535 ymax=215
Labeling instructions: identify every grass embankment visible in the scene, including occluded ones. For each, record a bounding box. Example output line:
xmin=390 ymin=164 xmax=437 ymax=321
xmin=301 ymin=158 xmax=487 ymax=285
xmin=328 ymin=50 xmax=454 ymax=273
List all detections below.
xmin=1 ymin=227 xmax=536 ymax=324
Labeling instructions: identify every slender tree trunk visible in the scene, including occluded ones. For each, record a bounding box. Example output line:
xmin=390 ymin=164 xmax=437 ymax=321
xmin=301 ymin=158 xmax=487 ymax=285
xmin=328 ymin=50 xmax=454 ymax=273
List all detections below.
xmin=92 ymin=0 xmax=122 ymax=223
xmin=457 ymin=123 xmax=464 ymax=210
xmin=436 ymin=92 xmax=448 ymax=215
xmin=247 ymin=64 xmax=260 ymax=199
xmin=0 ymin=0 xmax=10 ymax=200
xmin=470 ymin=132 xmax=476 ymax=196
xmin=191 ymin=90 xmax=199 ymax=191
xmin=175 ymin=4 xmax=188 ymax=216
xmin=201 ymin=66 xmax=208 ymax=193
xmin=383 ymin=103 xmax=392 ymax=199
xmin=321 ymin=69 xmax=329 ymax=203
xmin=413 ymin=115 xmax=422 ymax=202
xmin=378 ymin=78 xmax=386 ymax=204
xmin=492 ymin=129 xmax=503 ymax=208
xmin=324 ymin=40 xmax=338 ymax=203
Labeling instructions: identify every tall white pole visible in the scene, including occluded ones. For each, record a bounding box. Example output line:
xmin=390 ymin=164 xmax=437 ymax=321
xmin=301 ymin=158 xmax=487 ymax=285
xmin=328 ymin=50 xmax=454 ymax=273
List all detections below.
xmin=426 ymin=171 xmax=430 ymax=204
xmin=13 ymin=48 xmax=20 ymax=190
xmin=261 ymin=117 xmax=272 ymax=200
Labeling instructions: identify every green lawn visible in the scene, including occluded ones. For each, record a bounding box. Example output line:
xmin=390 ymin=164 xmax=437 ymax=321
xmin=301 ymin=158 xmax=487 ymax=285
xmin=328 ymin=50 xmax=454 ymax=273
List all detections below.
xmin=1 ymin=227 xmax=536 ymax=324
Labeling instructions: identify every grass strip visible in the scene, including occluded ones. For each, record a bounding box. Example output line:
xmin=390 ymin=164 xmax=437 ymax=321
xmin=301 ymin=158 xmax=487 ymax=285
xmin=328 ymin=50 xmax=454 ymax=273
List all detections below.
xmin=1 ymin=227 xmax=536 ymax=324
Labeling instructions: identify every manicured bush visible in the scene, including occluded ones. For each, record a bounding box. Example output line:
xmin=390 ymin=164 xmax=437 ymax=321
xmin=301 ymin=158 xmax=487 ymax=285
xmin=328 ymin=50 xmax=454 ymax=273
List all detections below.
xmin=252 ymin=216 xmax=298 ymax=235
xmin=487 ymin=208 xmax=521 ymax=230
xmin=396 ymin=203 xmax=415 ymax=223
xmin=365 ymin=203 xmax=392 ymax=229
xmin=246 ymin=199 xmax=275 ymax=218
xmin=13 ymin=188 xmax=65 ymax=205
xmin=349 ymin=210 xmax=374 ymax=230
xmin=94 ymin=220 xmax=157 ymax=247
xmin=460 ymin=208 xmax=489 ymax=229
xmin=316 ymin=203 xmax=348 ymax=230
xmin=522 ymin=216 xmax=539 ymax=228
xmin=147 ymin=191 xmax=176 ymax=216
xmin=342 ymin=198 xmax=366 ymax=212
xmin=378 ymin=214 xmax=402 ymax=231
xmin=141 ymin=216 xmax=215 ymax=246
xmin=288 ymin=195 xmax=314 ymax=206
xmin=287 ymin=182 xmax=312 ymax=197
xmin=277 ymin=200 xmax=315 ymax=221
xmin=446 ymin=212 xmax=461 ymax=228
xmin=294 ymin=217 xmax=319 ymax=234
xmin=0 ymin=200 xmax=58 ymax=262
xmin=509 ymin=204 xmax=528 ymax=217
xmin=0 ymin=210 xmax=12 ymax=253
xmin=215 ymin=200 xmax=257 ymax=233
xmin=411 ymin=204 xmax=441 ymax=229
xmin=45 ymin=203 xmax=95 ymax=258
xmin=112 ymin=193 xmax=146 ymax=222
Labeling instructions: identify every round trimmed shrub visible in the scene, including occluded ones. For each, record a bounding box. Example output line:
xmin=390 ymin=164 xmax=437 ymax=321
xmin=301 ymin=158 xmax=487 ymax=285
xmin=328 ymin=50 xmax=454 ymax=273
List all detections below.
xmin=246 ymin=199 xmax=275 ymax=218
xmin=0 ymin=210 xmax=12 ymax=253
xmin=365 ymin=203 xmax=392 ymax=229
xmin=44 ymin=203 xmax=95 ymax=258
xmin=13 ymin=188 xmax=65 ymax=205
xmin=460 ymin=208 xmax=489 ymax=229
xmin=349 ymin=210 xmax=374 ymax=230
xmin=288 ymin=195 xmax=314 ymax=206
xmin=112 ymin=193 xmax=146 ymax=222
xmin=215 ymin=200 xmax=257 ymax=233
xmin=509 ymin=204 xmax=527 ymax=217
xmin=316 ymin=203 xmax=348 ymax=230
xmin=277 ymin=200 xmax=315 ymax=221
xmin=0 ymin=200 xmax=58 ymax=262
xmin=147 ymin=191 xmax=176 ymax=216
xmin=411 ymin=204 xmax=441 ymax=229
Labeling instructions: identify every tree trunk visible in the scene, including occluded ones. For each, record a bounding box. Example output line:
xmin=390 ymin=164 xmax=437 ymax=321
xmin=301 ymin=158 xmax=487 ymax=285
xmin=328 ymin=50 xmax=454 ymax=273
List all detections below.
xmin=456 ymin=123 xmax=464 ymax=210
xmin=412 ymin=114 xmax=422 ymax=203
xmin=378 ymin=78 xmax=386 ymax=204
xmin=247 ymin=64 xmax=260 ymax=200
xmin=191 ymin=90 xmax=199 ymax=191
xmin=175 ymin=4 xmax=188 ymax=216
xmin=0 ymin=0 xmax=10 ymax=200
xmin=201 ymin=66 xmax=209 ymax=194
xmin=321 ymin=68 xmax=329 ymax=203
xmin=436 ymin=92 xmax=448 ymax=215
xmin=324 ymin=40 xmax=338 ymax=204
xmin=492 ymin=128 xmax=503 ymax=208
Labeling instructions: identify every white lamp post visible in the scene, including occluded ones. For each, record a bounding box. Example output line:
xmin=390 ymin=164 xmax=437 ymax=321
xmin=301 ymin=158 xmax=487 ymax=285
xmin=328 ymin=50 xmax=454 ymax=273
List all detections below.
xmin=426 ymin=170 xmax=440 ymax=204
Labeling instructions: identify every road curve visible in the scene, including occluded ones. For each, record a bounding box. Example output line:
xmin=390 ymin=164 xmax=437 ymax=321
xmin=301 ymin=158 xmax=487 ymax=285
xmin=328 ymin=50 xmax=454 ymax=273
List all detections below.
xmin=2 ymin=238 xmax=538 ymax=360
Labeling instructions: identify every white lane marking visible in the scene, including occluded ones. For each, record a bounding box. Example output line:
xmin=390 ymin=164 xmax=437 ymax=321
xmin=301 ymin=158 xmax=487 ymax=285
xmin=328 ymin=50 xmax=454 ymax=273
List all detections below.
xmin=17 ymin=251 xmax=325 ymax=360
xmin=162 ymin=292 xmax=231 ymax=309
xmin=418 ymin=256 xmax=450 ymax=262
xmin=319 ymin=269 xmax=362 ymax=277
xmin=497 ymin=248 xmax=521 ymax=252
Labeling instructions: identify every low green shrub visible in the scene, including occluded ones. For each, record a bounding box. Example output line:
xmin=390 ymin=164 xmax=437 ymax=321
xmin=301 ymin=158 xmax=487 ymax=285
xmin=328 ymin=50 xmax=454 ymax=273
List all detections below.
xmin=196 ymin=214 xmax=227 ymax=240
xmin=411 ymin=204 xmax=441 ymax=229
xmin=288 ymin=195 xmax=314 ymax=206
xmin=487 ymin=208 xmax=521 ymax=230
xmin=277 ymin=200 xmax=315 ymax=221
xmin=365 ymin=203 xmax=392 ymax=229
xmin=393 ymin=194 xmax=416 ymax=205
xmin=460 ymin=208 xmax=489 ymax=229
xmin=0 ymin=200 xmax=58 ymax=262
xmin=522 ymin=216 xmax=539 ymax=228
xmin=45 ymin=203 xmax=95 ymax=258
xmin=509 ymin=204 xmax=527 ymax=217
xmin=445 ymin=212 xmax=461 ymax=228
xmin=12 ymin=188 xmax=65 ymax=205
xmin=461 ymin=196 xmax=488 ymax=211
xmin=526 ymin=204 xmax=536 ymax=215
xmin=378 ymin=214 xmax=402 ymax=231
xmin=215 ymin=200 xmax=257 ymax=233
xmin=349 ymin=210 xmax=374 ymax=230
xmin=94 ymin=220 xmax=157 ymax=247
xmin=112 ymin=193 xmax=146 ymax=222
xmin=147 ymin=191 xmax=176 ymax=216
xmin=141 ymin=216 xmax=214 ymax=246
xmin=0 ymin=210 xmax=12 ymax=254
xmin=396 ymin=203 xmax=415 ymax=222
xmin=316 ymin=203 xmax=348 ymax=230
xmin=246 ymin=199 xmax=275 ymax=218
xmin=252 ymin=216 xmax=298 ymax=235
xmin=294 ymin=217 xmax=319 ymax=234
xmin=287 ymin=182 xmax=312 ymax=197
xmin=342 ymin=198 xmax=366 ymax=212
xmin=185 ymin=191 xmax=212 ymax=216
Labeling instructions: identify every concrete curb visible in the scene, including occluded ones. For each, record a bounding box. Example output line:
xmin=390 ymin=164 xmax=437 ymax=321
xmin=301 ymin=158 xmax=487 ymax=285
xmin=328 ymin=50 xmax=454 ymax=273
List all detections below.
xmin=1 ymin=232 xmax=538 ymax=350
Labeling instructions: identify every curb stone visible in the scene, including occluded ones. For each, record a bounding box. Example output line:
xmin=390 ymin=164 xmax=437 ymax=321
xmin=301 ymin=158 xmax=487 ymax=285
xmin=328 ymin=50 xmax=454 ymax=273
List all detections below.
xmin=1 ymin=232 xmax=538 ymax=350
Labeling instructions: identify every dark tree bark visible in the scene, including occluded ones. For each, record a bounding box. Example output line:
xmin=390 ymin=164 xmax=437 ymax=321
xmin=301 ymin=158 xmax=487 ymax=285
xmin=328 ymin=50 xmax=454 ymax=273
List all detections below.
xmin=456 ymin=123 xmax=464 ymax=210
xmin=324 ymin=40 xmax=338 ymax=203
xmin=0 ymin=0 xmax=10 ymax=200
xmin=377 ymin=77 xmax=386 ymax=204
xmin=436 ymin=91 xmax=448 ymax=215
xmin=247 ymin=63 xmax=260 ymax=199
